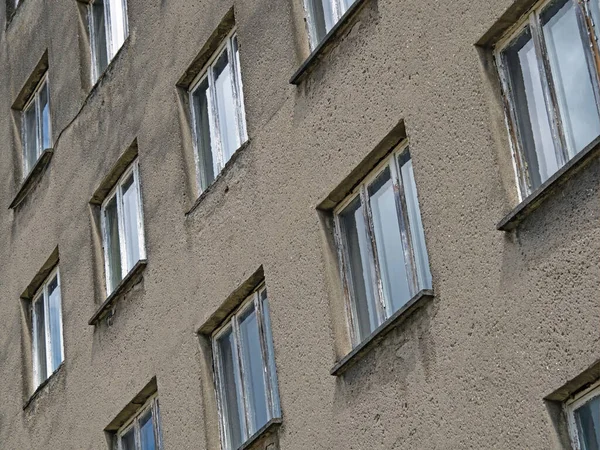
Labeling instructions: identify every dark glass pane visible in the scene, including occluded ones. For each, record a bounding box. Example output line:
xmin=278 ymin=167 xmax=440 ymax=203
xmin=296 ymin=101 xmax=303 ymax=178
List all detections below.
xmin=139 ymin=409 xmax=157 ymax=450
xmin=91 ymin=1 xmax=109 ymax=75
xmin=105 ymin=195 xmax=122 ymax=292
xmin=192 ymin=78 xmax=216 ymax=189
xmin=307 ymin=0 xmax=333 ymax=44
xmin=39 ymin=82 xmax=51 ymax=151
xmin=121 ymin=427 xmax=136 ymax=450
xmin=260 ymin=289 xmax=280 ymax=417
xmin=575 ymin=396 xmax=600 ymax=450
xmin=23 ymin=103 xmax=38 ymax=175
xmin=33 ymin=296 xmax=47 ymax=384
xmin=47 ymin=276 xmax=63 ymax=373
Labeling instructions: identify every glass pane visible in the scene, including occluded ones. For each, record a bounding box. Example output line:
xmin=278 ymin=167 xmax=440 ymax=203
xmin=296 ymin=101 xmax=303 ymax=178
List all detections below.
xmin=307 ymin=0 xmax=334 ymax=44
xmin=213 ymin=48 xmax=241 ymax=164
xmin=39 ymin=81 xmax=51 ymax=151
xmin=91 ymin=1 xmax=109 ymax=76
xmin=216 ymin=327 xmax=245 ymax=449
xmin=503 ymin=26 xmax=558 ymax=190
xmin=33 ymin=296 xmax=47 ymax=384
xmin=338 ymin=195 xmax=378 ymax=341
xmin=104 ymin=195 xmax=122 ymax=292
xmin=120 ymin=427 xmax=136 ymax=450
xmin=107 ymin=0 xmax=128 ymax=57
xmin=541 ymin=0 xmax=600 ymax=158
xmin=340 ymin=0 xmax=357 ymax=15
xmin=47 ymin=276 xmax=63 ymax=373
xmin=23 ymin=102 xmax=38 ymax=176
xmin=192 ymin=78 xmax=217 ymax=189
xmin=260 ymin=289 xmax=281 ymax=417
xmin=139 ymin=409 xmax=157 ymax=450
xmin=238 ymin=302 xmax=269 ymax=435
xmin=368 ymin=166 xmax=412 ymax=314
xmin=232 ymin=36 xmax=247 ymax=141
xmin=121 ymin=174 xmax=142 ymax=273
xmin=400 ymin=156 xmax=432 ymax=290
xmin=575 ymin=396 xmax=600 ymax=450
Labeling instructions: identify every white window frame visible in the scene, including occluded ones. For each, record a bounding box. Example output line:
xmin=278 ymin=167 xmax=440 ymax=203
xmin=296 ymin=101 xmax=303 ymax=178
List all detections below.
xmin=100 ymin=160 xmax=146 ymax=295
xmin=494 ymin=0 xmax=600 ymax=200
xmin=115 ymin=393 xmax=163 ymax=450
xmin=88 ymin=0 xmax=129 ymax=82
xmin=31 ymin=266 xmax=64 ymax=390
xmin=188 ymin=29 xmax=248 ymax=193
xmin=565 ymin=379 xmax=600 ymax=450
xmin=212 ymin=284 xmax=281 ymax=450
xmin=303 ymin=0 xmax=356 ymax=49
xmin=22 ymin=73 xmax=51 ymax=178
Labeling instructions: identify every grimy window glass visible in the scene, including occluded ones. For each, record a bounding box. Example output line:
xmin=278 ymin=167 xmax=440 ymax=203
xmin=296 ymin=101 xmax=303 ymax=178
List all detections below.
xmin=116 ymin=395 xmax=163 ymax=450
xmin=496 ymin=0 xmax=600 ymax=198
xmin=88 ymin=0 xmax=129 ymax=81
xmin=304 ymin=0 xmax=358 ymax=49
xmin=22 ymin=74 xmax=51 ymax=178
xmin=334 ymin=143 xmax=432 ymax=346
xmin=189 ymin=31 xmax=247 ymax=192
xmin=212 ymin=285 xmax=281 ymax=450
xmin=31 ymin=267 xmax=64 ymax=391
xmin=100 ymin=160 xmax=145 ymax=295
xmin=566 ymin=382 xmax=600 ymax=450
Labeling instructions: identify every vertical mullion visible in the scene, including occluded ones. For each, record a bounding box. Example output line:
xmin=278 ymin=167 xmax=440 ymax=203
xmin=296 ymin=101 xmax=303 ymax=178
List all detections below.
xmin=254 ymin=292 xmax=274 ymax=421
xmin=101 ymin=201 xmax=113 ymax=293
xmin=152 ymin=398 xmax=162 ymax=450
xmin=229 ymin=35 xmax=247 ymax=144
xmin=133 ymin=162 xmax=147 ymax=260
xmin=35 ymin=93 xmax=42 ymax=160
xmin=232 ymin=315 xmax=252 ymax=440
xmin=89 ymin=2 xmax=99 ymax=82
xmin=104 ymin=0 xmax=114 ymax=60
xmin=332 ymin=0 xmax=342 ymax=22
xmin=31 ymin=300 xmax=40 ymax=388
xmin=43 ymin=285 xmax=53 ymax=375
xmin=116 ymin=183 xmax=128 ymax=278
xmin=360 ymin=185 xmax=387 ymax=323
xmin=55 ymin=271 xmax=65 ymax=364
xmin=135 ymin=417 xmax=141 ymax=450
xmin=208 ymin=64 xmax=225 ymax=173
xmin=575 ymin=0 xmax=600 ymax=119
xmin=529 ymin=12 xmax=569 ymax=165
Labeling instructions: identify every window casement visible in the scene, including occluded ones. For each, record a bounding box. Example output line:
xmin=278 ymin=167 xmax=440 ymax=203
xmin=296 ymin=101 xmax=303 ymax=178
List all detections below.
xmin=189 ymin=30 xmax=248 ymax=192
xmin=88 ymin=0 xmax=129 ymax=81
xmin=304 ymin=0 xmax=358 ymax=49
xmin=30 ymin=267 xmax=64 ymax=391
xmin=114 ymin=394 xmax=163 ymax=450
xmin=565 ymin=379 xmax=600 ymax=449
xmin=495 ymin=0 xmax=600 ymax=198
xmin=22 ymin=73 xmax=51 ymax=179
xmin=212 ymin=284 xmax=281 ymax=450
xmin=333 ymin=143 xmax=432 ymax=347
xmin=100 ymin=160 xmax=146 ymax=295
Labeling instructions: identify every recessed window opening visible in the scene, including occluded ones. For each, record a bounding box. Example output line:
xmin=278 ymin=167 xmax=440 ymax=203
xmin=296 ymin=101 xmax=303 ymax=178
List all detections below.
xmin=189 ymin=30 xmax=247 ymax=192
xmin=304 ymin=0 xmax=358 ymax=48
xmin=565 ymin=379 xmax=600 ymax=450
xmin=22 ymin=73 xmax=51 ymax=179
xmin=115 ymin=394 xmax=163 ymax=450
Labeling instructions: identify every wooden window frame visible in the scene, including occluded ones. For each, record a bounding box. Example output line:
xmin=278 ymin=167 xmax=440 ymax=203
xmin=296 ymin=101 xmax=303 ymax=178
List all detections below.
xmin=303 ymin=0 xmax=357 ymax=49
xmin=115 ymin=394 xmax=163 ymax=450
xmin=22 ymin=73 xmax=51 ymax=179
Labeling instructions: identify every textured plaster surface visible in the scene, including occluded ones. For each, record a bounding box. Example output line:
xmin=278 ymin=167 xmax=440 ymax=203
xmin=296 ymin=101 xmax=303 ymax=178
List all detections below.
xmin=0 ymin=0 xmax=598 ymax=449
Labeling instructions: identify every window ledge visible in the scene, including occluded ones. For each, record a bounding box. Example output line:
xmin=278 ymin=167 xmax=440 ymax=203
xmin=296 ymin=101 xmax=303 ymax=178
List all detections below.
xmin=330 ymin=289 xmax=434 ymax=377
xmin=289 ymin=0 xmax=371 ymax=85
xmin=238 ymin=417 xmax=282 ymax=450
xmin=23 ymin=362 xmax=64 ymax=411
xmin=497 ymin=135 xmax=600 ymax=231
xmin=88 ymin=259 xmax=147 ymax=326
xmin=9 ymin=149 xmax=54 ymax=209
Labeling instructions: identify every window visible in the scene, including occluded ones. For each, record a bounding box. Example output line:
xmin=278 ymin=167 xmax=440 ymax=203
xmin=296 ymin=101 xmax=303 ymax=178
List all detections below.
xmin=88 ymin=0 xmax=129 ymax=81
xmin=496 ymin=0 xmax=600 ymax=197
xmin=115 ymin=395 xmax=163 ymax=450
xmin=212 ymin=285 xmax=281 ymax=450
xmin=30 ymin=267 xmax=64 ymax=391
xmin=189 ymin=31 xmax=247 ymax=192
xmin=304 ymin=0 xmax=358 ymax=48
xmin=22 ymin=73 xmax=51 ymax=179
xmin=566 ymin=381 xmax=600 ymax=449
xmin=101 ymin=160 xmax=145 ymax=295
xmin=334 ymin=143 xmax=432 ymax=346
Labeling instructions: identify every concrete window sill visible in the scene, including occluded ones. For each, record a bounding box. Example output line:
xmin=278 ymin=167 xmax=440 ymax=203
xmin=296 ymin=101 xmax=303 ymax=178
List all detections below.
xmin=23 ymin=362 xmax=64 ymax=411
xmin=497 ymin=135 xmax=600 ymax=231
xmin=88 ymin=259 xmax=147 ymax=326
xmin=9 ymin=149 xmax=54 ymax=209
xmin=330 ymin=289 xmax=434 ymax=377
xmin=289 ymin=0 xmax=371 ymax=85
xmin=238 ymin=418 xmax=282 ymax=450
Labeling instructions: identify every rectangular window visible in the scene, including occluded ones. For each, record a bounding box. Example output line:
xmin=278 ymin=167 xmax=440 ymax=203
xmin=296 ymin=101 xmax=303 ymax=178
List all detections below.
xmin=334 ymin=143 xmax=432 ymax=346
xmin=22 ymin=73 xmax=51 ymax=179
xmin=31 ymin=267 xmax=64 ymax=391
xmin=304 ymin=0 xmax=358 ymax=48
xmin=116 ymin=395 xmax=163 ymax=450
xmin=189 ymin=31 xmax=247 ymax=192
xmin=566 ymin=381 xmax=600 ymax=450
xmin=100 ymin=160 xmax=145 ymax=295
xmin=212 ymin=285 xmax=281 ymax=450
xmin=88 ymin=0 xmax=129 ymax=81
xmin=496 ymin=0 xmax=600 ymax=197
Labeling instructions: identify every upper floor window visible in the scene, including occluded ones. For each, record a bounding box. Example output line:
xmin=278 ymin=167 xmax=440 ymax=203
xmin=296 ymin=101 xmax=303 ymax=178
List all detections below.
xmin=101 ymin=160 xmax=145 ymax=295
xmin=566 ymin=381 xmax=600 ymax=449
xmin=30 ymin=267 xmax=64 ymax=391
xmin=88 ymin=0 xmax=129 ymax=81
xmin=495 ymin=0 xmax=600 ymax=197
xmin=22 ymin=73 xmax=51 ymax=179
xmin=115 ymin=394 xmax=163 ymax=450
xmin=304 ymin=0 xmax=357 ymax=48
xmin=334 ymin=144 xmax=432 ymax=346
xmin=189 ymin=31 xmax=247 ymax=192
xmin=212 ymin=285 xmax=281 ymax=450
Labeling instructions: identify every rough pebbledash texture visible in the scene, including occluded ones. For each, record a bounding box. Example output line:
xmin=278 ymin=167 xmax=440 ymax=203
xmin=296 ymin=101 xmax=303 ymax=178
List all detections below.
xmin=1 ymin=0 xmax=599 ymax=449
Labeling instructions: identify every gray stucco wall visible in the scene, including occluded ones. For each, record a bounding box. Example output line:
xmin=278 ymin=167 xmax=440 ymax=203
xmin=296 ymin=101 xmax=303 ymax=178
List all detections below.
xmin=0 ymin=0 xmax=598 ymax=448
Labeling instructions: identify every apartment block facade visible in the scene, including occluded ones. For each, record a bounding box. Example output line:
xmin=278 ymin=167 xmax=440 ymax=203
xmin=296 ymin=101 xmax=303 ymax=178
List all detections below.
xmin=1 ymin=0 xmax=600 ymax=449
